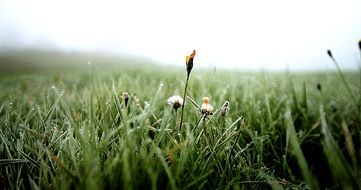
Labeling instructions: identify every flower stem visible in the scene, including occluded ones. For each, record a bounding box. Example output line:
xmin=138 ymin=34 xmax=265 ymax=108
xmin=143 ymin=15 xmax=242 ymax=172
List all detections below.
xmin=329 ymin=56 xmax=356 ymax=103
xmin=179 ymin=74 xmax=189 ymax=130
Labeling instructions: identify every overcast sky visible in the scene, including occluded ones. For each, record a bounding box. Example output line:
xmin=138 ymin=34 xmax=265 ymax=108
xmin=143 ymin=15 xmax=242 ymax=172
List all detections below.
xmin=0 ymin=0 xmax=360 ymax=70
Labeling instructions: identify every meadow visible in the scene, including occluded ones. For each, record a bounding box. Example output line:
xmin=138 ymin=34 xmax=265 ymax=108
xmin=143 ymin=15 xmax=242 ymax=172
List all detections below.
xmin=0 ymin=52 xmax=360 ymax=189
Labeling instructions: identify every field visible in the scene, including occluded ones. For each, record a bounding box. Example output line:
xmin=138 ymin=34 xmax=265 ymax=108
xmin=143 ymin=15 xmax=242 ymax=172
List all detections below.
xmin=0 ymin=52 xmax=360 ymax=189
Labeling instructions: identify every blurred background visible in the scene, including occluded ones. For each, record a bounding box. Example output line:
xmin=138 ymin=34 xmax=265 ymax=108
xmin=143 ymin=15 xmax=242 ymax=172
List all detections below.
xmin=0 ymin=0 xmax=360 ymax=71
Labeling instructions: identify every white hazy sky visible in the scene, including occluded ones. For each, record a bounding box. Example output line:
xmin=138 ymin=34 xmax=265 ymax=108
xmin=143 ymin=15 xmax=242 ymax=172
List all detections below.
xmin=0 ymin=0 xmax=360 ymax=70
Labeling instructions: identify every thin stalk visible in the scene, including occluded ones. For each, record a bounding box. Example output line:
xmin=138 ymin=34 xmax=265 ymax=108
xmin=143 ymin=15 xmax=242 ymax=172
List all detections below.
xmin=179 ymin=74 xmax=190 ymax=130
xmin=358 ymin=48 xmax=361 ymax=120
xmin=329 ymin=55 xmax=356 ymax=103
xmin=175 ymin=109 xmax=178 ymax=126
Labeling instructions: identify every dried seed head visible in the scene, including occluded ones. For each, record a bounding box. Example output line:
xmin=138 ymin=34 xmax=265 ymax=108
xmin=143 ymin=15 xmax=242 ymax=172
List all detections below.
xmin=122 ymin=92 xmax=129 ymax=106
xmin=167 ymin=95 xmax=184 ymax=111
xmin=220 ymin=101 xmax=230 ymax=116
xmin=186 ymin=50 xmax=196 ymax=76
xmin=327 ymin=49 xmax=333 ymax=58
xmin=201 ymin=97 xmax=213 ymax=115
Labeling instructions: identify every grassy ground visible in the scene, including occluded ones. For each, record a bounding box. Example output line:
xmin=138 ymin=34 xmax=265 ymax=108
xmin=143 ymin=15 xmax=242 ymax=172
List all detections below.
xmin=0 ymin=54 xmax=360 ymax=189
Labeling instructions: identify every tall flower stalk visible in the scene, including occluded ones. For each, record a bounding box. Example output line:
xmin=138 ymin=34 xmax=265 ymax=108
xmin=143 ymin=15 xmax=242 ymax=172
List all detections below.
xmin=327 ymin=49 xmax=356 ymax=103
xmin=179 ymin=50 xmax=196 ymax=130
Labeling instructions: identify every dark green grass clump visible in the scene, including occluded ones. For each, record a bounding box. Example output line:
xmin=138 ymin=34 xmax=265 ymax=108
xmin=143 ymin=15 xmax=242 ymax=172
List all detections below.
xmin=0 ymin=65 xmax=360 ymax=189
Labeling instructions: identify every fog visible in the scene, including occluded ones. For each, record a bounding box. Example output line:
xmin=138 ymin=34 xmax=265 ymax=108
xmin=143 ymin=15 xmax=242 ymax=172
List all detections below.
xmin=0 ymin=0 xmax=360 ymax=71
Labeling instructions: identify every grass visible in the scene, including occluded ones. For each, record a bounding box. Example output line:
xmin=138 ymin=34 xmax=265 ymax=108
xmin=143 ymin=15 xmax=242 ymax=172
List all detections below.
xmin=0 ymin=53 xmax=360 ymax=189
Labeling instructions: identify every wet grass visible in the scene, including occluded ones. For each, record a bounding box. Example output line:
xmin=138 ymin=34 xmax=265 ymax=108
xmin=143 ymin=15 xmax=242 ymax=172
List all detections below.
xmin=0 ymin=55 xmax=360 ymax=189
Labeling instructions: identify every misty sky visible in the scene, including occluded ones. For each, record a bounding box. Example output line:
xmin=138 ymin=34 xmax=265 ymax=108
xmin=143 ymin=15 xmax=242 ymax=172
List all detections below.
xmin=0 ymin=0 xmax=360 ymax=70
